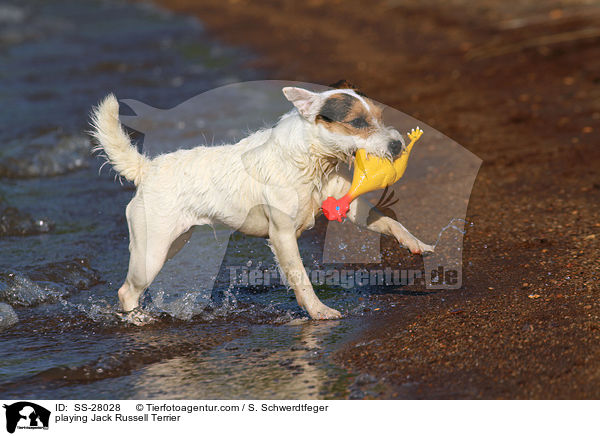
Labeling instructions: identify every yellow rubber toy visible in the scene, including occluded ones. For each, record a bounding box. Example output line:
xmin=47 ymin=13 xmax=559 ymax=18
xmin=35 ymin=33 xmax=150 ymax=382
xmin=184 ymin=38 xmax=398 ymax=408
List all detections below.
xmin=322 ymin=127 xmax=423 ymax=222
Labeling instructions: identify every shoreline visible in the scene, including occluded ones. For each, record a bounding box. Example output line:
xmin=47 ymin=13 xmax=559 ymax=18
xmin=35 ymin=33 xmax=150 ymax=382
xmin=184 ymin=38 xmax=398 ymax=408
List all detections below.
xmin=152 ymin=0 xmax=600 ymax=398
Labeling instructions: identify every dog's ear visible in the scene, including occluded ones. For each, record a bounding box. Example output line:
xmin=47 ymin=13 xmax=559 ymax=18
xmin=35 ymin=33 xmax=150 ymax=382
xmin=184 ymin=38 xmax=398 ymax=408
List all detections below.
xmin=282 ymin=87 xmax=321 ymax=120
xmin=329 ymin=80 xmax=366 ymax=97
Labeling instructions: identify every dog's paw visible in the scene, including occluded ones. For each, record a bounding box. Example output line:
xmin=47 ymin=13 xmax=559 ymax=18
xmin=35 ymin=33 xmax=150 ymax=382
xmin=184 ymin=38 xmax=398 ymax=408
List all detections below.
xmin=118 ymin=308 xmax=157 ymax=326
xmin=308 ymin=304 xmax=343 ymax=320
xmin=419 ymin=242 xmax=435 ymax=254
xmin=405 ymin=237 xmax=435 ymax=255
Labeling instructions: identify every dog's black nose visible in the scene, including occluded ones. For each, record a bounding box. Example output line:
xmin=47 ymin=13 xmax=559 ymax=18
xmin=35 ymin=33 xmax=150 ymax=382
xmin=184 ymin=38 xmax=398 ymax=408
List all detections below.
xmin=388 ymin=140 xmax=405 ymax=156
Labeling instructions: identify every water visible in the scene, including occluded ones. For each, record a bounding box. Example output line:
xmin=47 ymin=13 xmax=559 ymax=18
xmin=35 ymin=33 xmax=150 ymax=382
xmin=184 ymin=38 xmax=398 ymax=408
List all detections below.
xmin=432 ymin=218 xmax=468 ymax=249
xmin=0 ymin=0 xmax=383 ymax=399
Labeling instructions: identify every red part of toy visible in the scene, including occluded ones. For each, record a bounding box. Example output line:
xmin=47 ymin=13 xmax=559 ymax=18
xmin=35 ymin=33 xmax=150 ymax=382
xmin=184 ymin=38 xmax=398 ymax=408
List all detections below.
xmin=322 ymin=194 xmax=352 ymax=222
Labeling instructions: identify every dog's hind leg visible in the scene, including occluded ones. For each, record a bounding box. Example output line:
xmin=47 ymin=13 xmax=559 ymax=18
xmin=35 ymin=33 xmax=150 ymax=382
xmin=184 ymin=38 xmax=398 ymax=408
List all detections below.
xmin=118 ymin=197 xmax=189 ymax=312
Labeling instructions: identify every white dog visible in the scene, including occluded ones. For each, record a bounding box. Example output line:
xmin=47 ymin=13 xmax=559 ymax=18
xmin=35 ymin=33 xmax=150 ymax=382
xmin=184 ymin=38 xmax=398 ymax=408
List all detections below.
xmin=91 ymin=84 xmax=433 ymax=320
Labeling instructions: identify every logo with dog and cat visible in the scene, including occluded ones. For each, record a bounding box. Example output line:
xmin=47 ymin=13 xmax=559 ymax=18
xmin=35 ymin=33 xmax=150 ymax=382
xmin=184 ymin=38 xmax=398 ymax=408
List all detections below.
xmin=3 ymin=402 xmax=50 ymax=434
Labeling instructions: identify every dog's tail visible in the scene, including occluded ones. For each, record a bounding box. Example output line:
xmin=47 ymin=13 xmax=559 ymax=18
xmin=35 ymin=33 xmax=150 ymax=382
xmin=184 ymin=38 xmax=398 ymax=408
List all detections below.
xmin=90 ymin=94 xmax=149 ymax=186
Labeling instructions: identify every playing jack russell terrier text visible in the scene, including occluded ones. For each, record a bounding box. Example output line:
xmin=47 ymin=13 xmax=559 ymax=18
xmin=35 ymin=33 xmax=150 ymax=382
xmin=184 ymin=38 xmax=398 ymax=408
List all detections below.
xmin=90 ymin=84 xmax=434 ymax=320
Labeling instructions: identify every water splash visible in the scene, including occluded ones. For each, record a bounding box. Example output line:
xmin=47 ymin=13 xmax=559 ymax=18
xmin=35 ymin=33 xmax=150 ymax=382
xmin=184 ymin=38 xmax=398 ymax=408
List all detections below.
xmin=0 ymin=272 xmax=61 ymax=307
xmin=432 ymin=218 xmax=469 ymax=249
xmin=70 ymin=299 xmax=122 ymax=324
xmin=149 ymin=288 xmax=214 ymax=321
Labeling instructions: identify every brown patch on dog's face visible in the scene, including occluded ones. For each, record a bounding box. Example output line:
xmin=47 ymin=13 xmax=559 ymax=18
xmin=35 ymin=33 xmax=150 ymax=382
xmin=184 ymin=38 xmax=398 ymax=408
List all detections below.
xmin=316 ymin=92 xmax=383 ymax=139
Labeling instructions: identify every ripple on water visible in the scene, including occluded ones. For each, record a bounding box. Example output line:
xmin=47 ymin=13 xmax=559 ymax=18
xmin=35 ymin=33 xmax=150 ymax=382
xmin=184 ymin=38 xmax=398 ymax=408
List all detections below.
xmin=0 ymin=259 xmax=101 ymax=307
xmin=0 ymin=133 xmax=92 ymax=178
xmin=0 ymin=205 xmax=53 ymax=236
xmin=0 ymin=302 xmax=18 ymax=330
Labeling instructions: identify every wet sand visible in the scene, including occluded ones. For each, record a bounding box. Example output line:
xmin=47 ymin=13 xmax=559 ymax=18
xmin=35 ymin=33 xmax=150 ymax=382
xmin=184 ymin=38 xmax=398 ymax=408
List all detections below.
xmin=153 ymin=0 xmax=600 ymax=398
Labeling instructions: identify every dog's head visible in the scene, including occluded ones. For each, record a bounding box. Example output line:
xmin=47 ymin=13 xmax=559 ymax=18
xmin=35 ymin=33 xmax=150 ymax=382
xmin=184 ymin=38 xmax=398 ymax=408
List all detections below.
xmin=282 ymin=83 xmax=404 ymax=161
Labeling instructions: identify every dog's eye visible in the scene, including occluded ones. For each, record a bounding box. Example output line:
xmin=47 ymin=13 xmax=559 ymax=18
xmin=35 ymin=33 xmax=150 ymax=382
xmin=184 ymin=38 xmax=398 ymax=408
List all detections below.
xmin=349 ymin=117 xmax=369 ymax=129
xmin=317 ymin=114 xmax=333 ymax=123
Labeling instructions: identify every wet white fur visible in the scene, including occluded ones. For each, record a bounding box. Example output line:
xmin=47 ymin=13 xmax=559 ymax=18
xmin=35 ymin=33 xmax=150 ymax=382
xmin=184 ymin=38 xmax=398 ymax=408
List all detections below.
xmin=90 ymin=87 xmax=433 ymax=320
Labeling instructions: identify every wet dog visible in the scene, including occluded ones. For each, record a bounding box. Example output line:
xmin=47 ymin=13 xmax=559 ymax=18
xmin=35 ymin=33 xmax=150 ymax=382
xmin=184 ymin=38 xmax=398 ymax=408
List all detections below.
xmin=91 ymin=84 xmax=433 ymax=320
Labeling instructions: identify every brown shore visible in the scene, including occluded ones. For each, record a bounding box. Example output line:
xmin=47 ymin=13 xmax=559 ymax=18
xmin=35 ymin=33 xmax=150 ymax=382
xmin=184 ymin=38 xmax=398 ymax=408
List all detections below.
xmin=152 ymin=0 xmax=599 ymax=398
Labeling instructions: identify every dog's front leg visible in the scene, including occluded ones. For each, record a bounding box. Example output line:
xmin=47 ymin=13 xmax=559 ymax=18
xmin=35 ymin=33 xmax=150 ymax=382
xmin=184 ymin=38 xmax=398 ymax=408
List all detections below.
xmin=324 ymin=171 xmax=433 ymax=254
xmin=268 ymin=215 xmax=341 ymax=319
xmin=347 ymin=196 xmax=434 ymax=254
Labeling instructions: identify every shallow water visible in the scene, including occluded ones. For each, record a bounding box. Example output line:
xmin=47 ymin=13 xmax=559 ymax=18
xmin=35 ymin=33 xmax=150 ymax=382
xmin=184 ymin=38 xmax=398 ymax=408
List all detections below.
xmin=0 ymin=0 xmax=390 ymax=399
